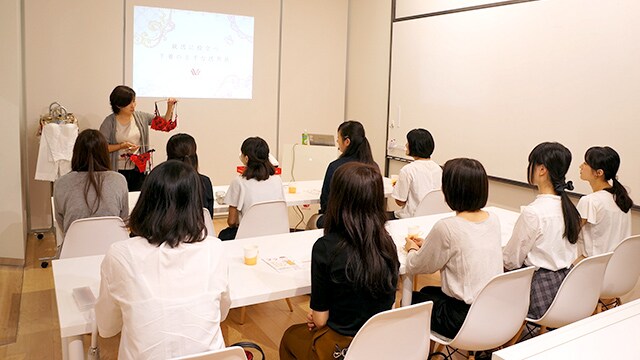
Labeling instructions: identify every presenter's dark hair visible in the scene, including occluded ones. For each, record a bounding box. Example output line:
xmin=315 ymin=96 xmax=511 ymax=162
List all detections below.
xmin=110 ymin=85 xmax=136 ymax=114
xmin=167 ymin=133 xmax=199 ymax=172
xmin=527 ymin=142 xmax=580 ymax=244
xmin=324 ymin=162 xmax=399 ymax=297
xmin=128 ymin=160 xmax=206 ymax=247
xmin=241 ymin=137 xmax=275 ymax=181
xmin=406 ymin=128 xmax=435 ymax=159
xmin=442 ymin=158 xmax=488 ymax=212
xmin=71 ymin=129 xmax=111 ymax=214
xmin=585 ymin=146 xmax=633 ymax=213
xmin=338 ymin=121 xmax=375 ymax=165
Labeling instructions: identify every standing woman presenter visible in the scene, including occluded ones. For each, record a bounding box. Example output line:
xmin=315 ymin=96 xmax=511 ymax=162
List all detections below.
xmin=100 ymin=85 xmax=177 ymax=191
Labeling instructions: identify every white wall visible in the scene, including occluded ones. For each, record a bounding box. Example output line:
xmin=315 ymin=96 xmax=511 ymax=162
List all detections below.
xmin=0 ymin=0 xmax=27 ymax=261
xmin=345 ymin=0 xmax=392 ymax=169
xmin=22 ymin=0 xmax=349 ymax=231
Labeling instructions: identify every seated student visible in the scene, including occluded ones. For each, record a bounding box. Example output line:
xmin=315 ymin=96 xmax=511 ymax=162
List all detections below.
xmin=315 ymin=120 xmax=377 ymax=228
xmin=391 ymin=128 xmax=442 ymax=219
xmin=166 ymin=133 xmax=214 ymax=218
xmin=503 ymin=142 xmax=580 ymax=319
xmin=280 ymin=163 xmax=399 ymax=360
xmin=219 ymin=137 xmax=285 ymax=240
xmin=405 ymin=158 xmax=502 ymax=339
xmin=577 ymin=146 xmax=633 ymax=257
xmin=95 ymin=160 xmax=230 ymax=359
xmin=53 ymin=129 xmax=128 ymax=235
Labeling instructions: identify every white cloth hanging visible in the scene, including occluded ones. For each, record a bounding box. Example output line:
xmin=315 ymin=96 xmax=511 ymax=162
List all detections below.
xmin=35 ymin=123 xmax=79 ymax=181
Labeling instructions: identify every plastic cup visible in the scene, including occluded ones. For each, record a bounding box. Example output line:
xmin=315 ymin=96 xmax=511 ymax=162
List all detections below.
xmin=407 ymin=225 xmax=421 ymax=238
xmin=243 ymin=245 xmax=259 ymax=266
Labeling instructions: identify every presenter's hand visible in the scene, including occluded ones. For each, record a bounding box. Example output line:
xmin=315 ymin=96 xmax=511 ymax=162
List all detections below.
xmin=120 ymin=141 xmax=140 ymax=152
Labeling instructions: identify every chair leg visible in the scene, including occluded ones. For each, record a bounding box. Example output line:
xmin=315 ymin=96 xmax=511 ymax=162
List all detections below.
xmin=239 ymin=307 xmax=247 ymax=325
xmin=432 ymin=343 xmax=444 ymax=356
xmin=539 ymin=326 xmax=548 ymax=335
xmin=506 ymin=322 xmax=526 ymax=346
xmin=285 ymin=298 xmax=294 ymax=312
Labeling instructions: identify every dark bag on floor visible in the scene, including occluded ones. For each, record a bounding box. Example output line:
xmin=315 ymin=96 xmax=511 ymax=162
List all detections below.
xmin=218 ymin=226 xmax=239 ymax=240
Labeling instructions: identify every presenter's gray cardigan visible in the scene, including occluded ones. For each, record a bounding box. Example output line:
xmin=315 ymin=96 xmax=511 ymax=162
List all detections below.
xmin=99 ymin=111 xmax=154 ymax=171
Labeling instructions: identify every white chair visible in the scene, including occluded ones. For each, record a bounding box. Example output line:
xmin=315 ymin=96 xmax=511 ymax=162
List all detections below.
xmin=59 ymin=216 xmax=129 ymax=259
xmin=599 ymin=235 xmax=640 ymax=310
xmin=203 ymin=208 xmax=215 ymax=237
xmin=234 ymin=200 xmax=292 ymax=323
xmin=511 ymin=252 xmax=613 ymax=342
xmin=343 ymin=301 xmax=433 ymax=360
xmin=170 ymin=346 xmax=247 ymax=360
xmin=413 ymin=189 xmax=451 ymax=216
xmin=236 ymin=200 xmax=289 ymax=239
xmin=430 ymin=267 xmax=535 ymax=359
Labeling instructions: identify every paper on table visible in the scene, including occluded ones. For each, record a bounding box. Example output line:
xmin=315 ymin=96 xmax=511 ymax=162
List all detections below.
xmin=262 ymin=256 xmax=302 ymax=272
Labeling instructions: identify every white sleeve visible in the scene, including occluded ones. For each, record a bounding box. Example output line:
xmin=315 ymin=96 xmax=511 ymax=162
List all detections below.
xmin=95 ymin=253 xmax=123 ymax=338
xmin=406 ymin=220 xmax=451 ymax=275
xmin=503 ymin=207 xmax=540 ymax=270
xmin=392 ymin=166 xmax=410 ymax=202
xmin=576 ymin=195 xmax=598 ymax=225
xmin=224 ymin=177 xmax=245 ymax=211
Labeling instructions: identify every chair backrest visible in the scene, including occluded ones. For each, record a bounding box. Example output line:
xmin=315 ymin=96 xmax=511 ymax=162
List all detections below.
xmin=236 ymin=200 xmax=289 ymax=239
xmin=413 ymin=189 xmax=451 ymax=216
xmin=600 ymin=235 xmax=640 ymax=299
xmin=203 ymin=208 xmax=215 ymax=237
xmin=170 ymin=346 xmax=247 ymax=360
xmin=535 ymin=252 xmax=613 ymax=329
xmin=446 ymin=267 xmax=536 ymax=350
xmin=59 ymin=216 xmax=129 ymax=259
xmin=344 ymin=301 xmax=433 ymax=360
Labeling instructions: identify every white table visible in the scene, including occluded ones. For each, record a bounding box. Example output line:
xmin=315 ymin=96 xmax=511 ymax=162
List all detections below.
xmin=53 ymin=205 xmax=518 ymax=359
xmin=128 ymin=178 xmax=393 ymax=215
xmin=492 ymin=298 xmax=640 ymax=359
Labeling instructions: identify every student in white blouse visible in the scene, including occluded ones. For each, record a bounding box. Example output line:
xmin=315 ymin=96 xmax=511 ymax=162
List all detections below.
xmin=503 ymin=142 xmax=581 ymax=319
xmin=219 ymin=137 xmax=285 ymax=240
xmin=391 ymin=128 xmax=443 ymax=219
xmin=577 ymin=146 xmax=633 ymax=258
xmin=96 ymin=160 xmax=230 ymax=360
xmin=405 ymin=158 xmax=503 ymax=339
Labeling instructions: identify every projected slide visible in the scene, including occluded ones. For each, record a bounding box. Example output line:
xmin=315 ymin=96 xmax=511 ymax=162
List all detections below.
xmin=132 ymin=6 xmax=254 ymax=99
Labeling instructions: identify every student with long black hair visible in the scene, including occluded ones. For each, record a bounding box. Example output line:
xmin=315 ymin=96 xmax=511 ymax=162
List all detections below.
xmin=503 ymin=142 xmax=580 ymax=319
xmin=53 ymin=129 xmax=128 ymax=235
xmin=280 ymin=162 xmax=399 ymax=360
xmin=95 ymin=160 xmax=230 ymax=359
xmin=314 ymin=120 xmax=377 ymax=228
xmin=577 ymin=146 xmax=633 ymax=257
xmin=166 ymin=133 xmax=214 ymax=217
xmin=220 ymin=136 xmax=285 ymax=240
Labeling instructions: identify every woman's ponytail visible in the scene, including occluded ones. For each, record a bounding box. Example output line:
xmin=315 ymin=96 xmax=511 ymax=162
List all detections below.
xmin=585 ymin=146 xmax=634 ymax=213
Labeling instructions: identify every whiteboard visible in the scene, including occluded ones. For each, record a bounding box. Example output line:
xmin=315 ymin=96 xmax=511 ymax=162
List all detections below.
xmin=387 ymin=0 xmax=640 ymax=199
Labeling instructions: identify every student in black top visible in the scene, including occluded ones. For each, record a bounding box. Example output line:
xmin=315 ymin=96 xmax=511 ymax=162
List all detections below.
xmin=166 ymin=133 xmax=214 ymax=218
xmin=315 ymin=120 xmax=376 ymax=228
xmin=280 ymin=162 xmax=399 ymax=360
